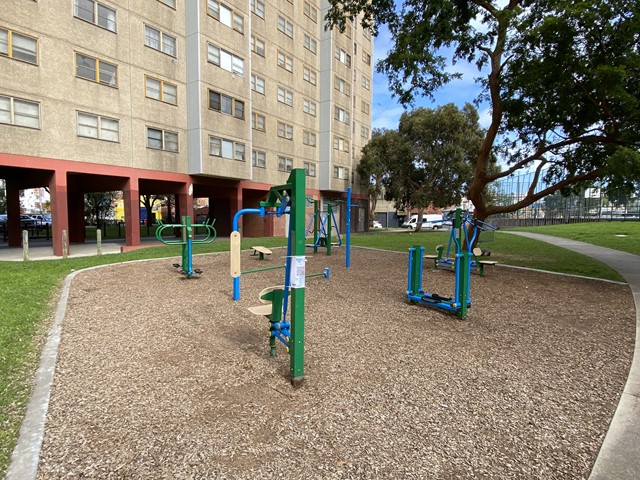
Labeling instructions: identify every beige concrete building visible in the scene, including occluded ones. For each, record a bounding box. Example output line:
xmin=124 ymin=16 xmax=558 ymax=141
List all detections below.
xmin=0 ymin=0 xmax=373 ymax=254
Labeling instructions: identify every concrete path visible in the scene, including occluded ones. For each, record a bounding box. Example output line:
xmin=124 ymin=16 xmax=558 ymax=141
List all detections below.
xmin=506 ymin=232 xmax=640 ymax=480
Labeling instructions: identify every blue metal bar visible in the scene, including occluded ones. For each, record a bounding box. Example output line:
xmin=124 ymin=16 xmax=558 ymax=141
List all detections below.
xmin=232 ymin=207 xmax=266 ymax=300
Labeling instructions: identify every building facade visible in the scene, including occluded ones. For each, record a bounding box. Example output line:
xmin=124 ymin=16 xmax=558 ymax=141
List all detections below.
xmin=0 ymin=0 xmax=373 ymax=254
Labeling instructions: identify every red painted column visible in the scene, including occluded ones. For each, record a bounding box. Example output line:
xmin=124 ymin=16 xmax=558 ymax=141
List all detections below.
xmin=49 ymin=171 xmax=69 ymax=256
xmin=123 ymin=177 xmax=140 ymax=247
xmin=6 ymin=181 xmax=22 ymax=247
xmin=176 ymin=182 xmax=194 ymax=221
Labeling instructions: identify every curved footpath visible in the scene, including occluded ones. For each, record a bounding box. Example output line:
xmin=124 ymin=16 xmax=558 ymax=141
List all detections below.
xmin=506 ymin=232 xmax=640 ymax=480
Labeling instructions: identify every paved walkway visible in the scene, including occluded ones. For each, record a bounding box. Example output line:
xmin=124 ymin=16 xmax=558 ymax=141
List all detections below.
xmin=506 ymin=232 xmax=640 ymax=480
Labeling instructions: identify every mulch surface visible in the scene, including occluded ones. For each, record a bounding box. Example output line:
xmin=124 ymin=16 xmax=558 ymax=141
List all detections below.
xmin=37 ymin=247 xmax=635 ymax=479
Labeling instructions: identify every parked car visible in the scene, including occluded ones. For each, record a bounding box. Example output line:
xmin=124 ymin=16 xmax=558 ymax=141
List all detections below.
xmin=20 ymin=214 xmax=36 ymax=228
xmin=0 ymin=214 xmax=6 ymax=225
xmin=30 ymin=214 xmax=52 ymax=226
xmin=401 ymin=214 xmax=444 ymax=230
xmin=372 ymin=220 xmax=383 ymax=228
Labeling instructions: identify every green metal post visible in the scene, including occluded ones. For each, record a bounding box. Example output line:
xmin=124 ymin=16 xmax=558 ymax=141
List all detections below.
xmin=326 ymin=204 xmax=332 ymax=256
xmin=289 ymin=169 xmax=306 ymax=387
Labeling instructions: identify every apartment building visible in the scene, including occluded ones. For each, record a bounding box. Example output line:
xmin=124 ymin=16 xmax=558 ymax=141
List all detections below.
xmin=0 ymin=0 xmax=373 ymax=255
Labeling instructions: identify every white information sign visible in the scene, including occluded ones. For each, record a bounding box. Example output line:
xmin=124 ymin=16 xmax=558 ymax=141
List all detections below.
xmin=289 ymin=256 xmax=306 ymax=288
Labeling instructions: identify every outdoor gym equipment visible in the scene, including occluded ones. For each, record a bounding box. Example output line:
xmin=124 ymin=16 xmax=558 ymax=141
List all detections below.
xmin=230 ymin=169 xmax=323 ymax=387
xmin=406 ymin=208 xmax=492 ymax=318
xmin=304 ymin=187 xmax=357 ymax=268
xmin=432 ymin=212 xmax=498 ymax=276
xmin=156 ymin=216 xmax=217 ymax=278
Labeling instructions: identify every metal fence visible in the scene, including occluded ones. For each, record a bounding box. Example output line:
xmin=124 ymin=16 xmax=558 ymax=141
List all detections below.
xmin=488 ymin=170 xmax=640 ymax=228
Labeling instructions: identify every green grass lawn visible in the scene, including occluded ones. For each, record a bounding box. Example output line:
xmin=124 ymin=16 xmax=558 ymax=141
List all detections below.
xmin=0 ymin=225 xmax=634 ymax=476
xmin=511 ymin=221 xmax=640 ymax=255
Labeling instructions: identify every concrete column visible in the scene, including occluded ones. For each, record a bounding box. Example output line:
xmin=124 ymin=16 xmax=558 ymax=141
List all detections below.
xmin=176 ymin=181 xmax=194 ymax=221
xmin=49 ymin=171 xmax=69 ymax=256
xmin=6 ymin=181 xmax=22 ymax=247
xmin=123 ymin=177 xmax=140 ymax=248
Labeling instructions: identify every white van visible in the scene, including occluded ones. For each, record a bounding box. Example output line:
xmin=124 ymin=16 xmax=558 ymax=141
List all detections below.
xmin=401 ymin=214 xmax=444 ymax=230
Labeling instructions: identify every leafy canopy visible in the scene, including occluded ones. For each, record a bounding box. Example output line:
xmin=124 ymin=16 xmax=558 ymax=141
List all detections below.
xmin=358 ymin=103 xmax=486 ymax=219
xmin=327 ymin=0 xmax=640 ymax=220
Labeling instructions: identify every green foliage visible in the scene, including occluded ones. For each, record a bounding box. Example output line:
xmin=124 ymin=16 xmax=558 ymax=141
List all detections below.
xmin=327 ymin=0 xmax=640 ymax=220
xmin=358 ymin=103 xmax=485 ymax=216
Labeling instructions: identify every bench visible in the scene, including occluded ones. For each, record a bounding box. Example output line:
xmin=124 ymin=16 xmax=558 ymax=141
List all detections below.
xmin=424 ymin=244 xmax=444 ymax=268
xmin=473 ymin=248 xmax=498 ymax=276
xmin=251 ymin=246 xmax=272 ymax=260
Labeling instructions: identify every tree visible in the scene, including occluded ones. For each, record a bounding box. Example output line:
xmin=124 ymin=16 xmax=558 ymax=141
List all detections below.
xmin=358 ymin=103 xmax=486 ymax=229
xmin=327 ymin=0 xmax=640 ymax=222
xmin=85 ymin=192 xmax=117 ymax=226
xmin=141 ymin=194 xmax=164 ymax=226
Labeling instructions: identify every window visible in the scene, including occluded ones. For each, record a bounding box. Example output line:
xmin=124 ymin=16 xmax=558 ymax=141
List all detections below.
xmin=277 ymin=15 xmax=293 ymax=38
xmin=0 ymin=28 xmax=38 ymax=64
xmin=334 ymin=166 xmax=349 ymax=179
xmin=304 ymin=161 xmax=316 ymax=177
xmin=277 ymin=51 xmax=293 ymax=72
xmin=252 ymin=150 xmax=266 ymax=168
xmin=277 ymin=122 xmax=293 ymax=140
xmin=361 ymin=75 xmax=371 ymax=90
xmin=335 ymin=47 xmax=351 ymax=67
xmin=303 ymin=130 xmax=316 ymax=147
xmin=77 ymin=111 xmax=119 ymax=142
xmin=208 ymin=44 xmax=244 ymax=75
xmin=303 ymin=34 xmax=317 ymax=54
xmin=147 ymin=127 xmax=178 ymax=152
xmin=209 ymin=135 xmax=245 ymax=161
xmin=0 ymin=95 xmax=40 ymax=129
xmin=303 ymin=2 xmax=317 ymax=22
xmin=363 ymin=28 xmax=372 ymax=41
xmin=74 ymin=0 xmax=116 ymax=32
xmin=251 ymin=36 xmax=265 ymax=57
xmin=278 ymin=156 xmax=293 ymax=172
xmin=334 ymin=106 xmax=349 ymax=124
xmin=158 ymin=0 xmax=175 ymax=7
xmin=333 ymin=136 xmax=349 ymax=152
xmin=75 ymin=52 xmax=117 ymax=86
xmin=363 ymin=52 xmax=371 ymax=66
xmin=335 ymin=76 xmax=350 ymax=96
xmin=302 ymin=66 xmax=317 ymax=86
xmin=207 ymin=1 xmax=244 ymax=34
xmin=144 ymin=25 xmax=176 ymax=57
xmin=209 ymin=90 xmax=244 ymax=119
xmin=361 ymin=100 xmax=370 ymax=114
xmin=252 ymin=112 xmax=265 ymax=131
xmin=250 ymin=0 xmax=265 ymax=19
xmin=251 ymin=74 xmax=265 ymax=94
xmin=303 ymin=99 xmax=316 ymax=117
xmin=145 ymin=76 xmax=177 ymax=105
xmin=277 ymin=87 xmax=293 ymax=106
xmin=361 ymin=125 xmax=370 ymax=138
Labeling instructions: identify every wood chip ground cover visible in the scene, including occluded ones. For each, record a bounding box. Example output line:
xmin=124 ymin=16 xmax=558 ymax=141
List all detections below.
xmin=37 ymin=248 xmax=635 ymax=479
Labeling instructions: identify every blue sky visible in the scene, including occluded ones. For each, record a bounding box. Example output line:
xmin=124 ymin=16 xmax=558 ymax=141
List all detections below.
xmin=371 ymin=25 xmax=492 ymax=131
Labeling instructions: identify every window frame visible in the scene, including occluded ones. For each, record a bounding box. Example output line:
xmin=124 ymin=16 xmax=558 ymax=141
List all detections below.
xmin=252 ymin=149 xmax=266 ymax=168
xmin=144 ymin=24 xmax=177 ymax=57
xmin=303 ymin=98 xmax=317 ymax=117
xmin=303 ymin=161 xmax=316 ymax=177
xmin=145 ymin=75 xmax=177 ymax=105
xmin=277 ymin=50 xmax=293 ymax=73
xmin=75 ymin=52 xmax=118 ymax=87
xmin=208 ymin=89 xmax=245 ymax=119
xmin=277 ymin=86 xmax=293 ymax=107
xmin=303 ymin=34 xmax=317 ymax=54
xmin=277 ymin=121 xmax=293 ymax=140
xmin=277 ymin=15 xmax=294 ymax=38
xmin=251 ymin=74 xmax=265 ymax=95
xmin=0 ymin=27 xmax=38 ymax=65
xmin=76 ymin=110 xmax=120 ymax=142
xmin=146 ymin=126 xmax=178 ymax=152
xmin=209 ymin=135 xmax=245 ymax=161
xmin=0 ymin=94 xmax=40 ymax=129
xmin=73 ymin=0 xmax=117 ymax=33
xmin=303 ymin=66 xmax=317 ymax=86
xmin=250 ymin=0 xmax=265 ymax=19
xmin=208 ymin=43 xmax=244 ymax=76
xmin=303 ymin=130 xmax=316 ymax=147
xmin=251 ymin=111 xmax=266 ymax=131
xmin=277 ymin=155 xmax=293 ymax=172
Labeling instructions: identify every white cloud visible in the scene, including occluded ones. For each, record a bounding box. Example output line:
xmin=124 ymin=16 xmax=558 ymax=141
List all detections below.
xmin=372 ymin=106 xmax=405 ymax=130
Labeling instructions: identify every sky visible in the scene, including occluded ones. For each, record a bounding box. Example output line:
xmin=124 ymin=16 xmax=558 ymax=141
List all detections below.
xmin=371 ymin=26 xmax=492 ymax=131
